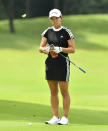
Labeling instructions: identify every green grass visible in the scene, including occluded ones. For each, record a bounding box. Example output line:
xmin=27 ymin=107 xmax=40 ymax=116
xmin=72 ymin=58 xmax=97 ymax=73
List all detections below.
xmin=0 ymin=14 xmax=108 ymax=131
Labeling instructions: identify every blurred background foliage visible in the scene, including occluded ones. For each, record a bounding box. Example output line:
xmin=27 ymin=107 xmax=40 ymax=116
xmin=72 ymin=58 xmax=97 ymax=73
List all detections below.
xmin=0 ymin=0 xmax=108 ymax=20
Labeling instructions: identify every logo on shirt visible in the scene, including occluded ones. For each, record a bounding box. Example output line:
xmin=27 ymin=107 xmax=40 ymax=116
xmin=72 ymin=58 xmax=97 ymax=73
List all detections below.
xmin=60 ymin=35 xmax=63 ymax=38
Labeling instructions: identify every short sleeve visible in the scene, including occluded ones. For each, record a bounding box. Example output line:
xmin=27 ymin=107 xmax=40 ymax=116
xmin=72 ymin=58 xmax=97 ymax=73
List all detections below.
xmin=41 ymin=28 xmax=48 ymax=38
xmin=65 ymin=28 xmax=74 ymax=40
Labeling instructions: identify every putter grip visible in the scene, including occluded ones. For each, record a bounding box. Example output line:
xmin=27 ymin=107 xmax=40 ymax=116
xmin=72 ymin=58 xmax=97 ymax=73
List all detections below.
xmin=79 ymin=67 xmax=86 ymax=73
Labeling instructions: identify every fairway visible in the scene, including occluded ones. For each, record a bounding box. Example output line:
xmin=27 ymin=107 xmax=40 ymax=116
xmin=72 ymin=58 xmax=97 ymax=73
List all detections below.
xmin=0 ymin=15 xmax=108 ymax=131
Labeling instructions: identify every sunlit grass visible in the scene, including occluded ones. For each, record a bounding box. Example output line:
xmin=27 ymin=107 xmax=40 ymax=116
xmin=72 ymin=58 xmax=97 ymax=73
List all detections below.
xmin=0 ymin=15 xmax=108 ymax=131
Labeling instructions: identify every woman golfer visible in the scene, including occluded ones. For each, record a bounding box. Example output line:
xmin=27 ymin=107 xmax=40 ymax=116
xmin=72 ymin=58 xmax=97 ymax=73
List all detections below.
xmin=39 ymin=9 xmax=75 ymax=125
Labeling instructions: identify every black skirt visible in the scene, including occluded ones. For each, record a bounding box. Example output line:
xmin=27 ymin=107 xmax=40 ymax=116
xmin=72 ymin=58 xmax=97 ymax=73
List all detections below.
xmin=45 ymin=55 xmax=70 ymax=81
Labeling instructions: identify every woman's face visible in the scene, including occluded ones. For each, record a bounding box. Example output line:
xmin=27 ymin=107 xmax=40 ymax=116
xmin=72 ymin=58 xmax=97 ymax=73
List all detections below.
xmin=50 ymin=17 xmax=62 ymax=28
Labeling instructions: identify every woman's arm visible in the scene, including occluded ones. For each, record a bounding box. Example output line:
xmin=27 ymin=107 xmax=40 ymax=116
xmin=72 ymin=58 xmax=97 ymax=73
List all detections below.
xmin=39 ymin=37 xmax=49 ymax=54
xmin=62 ymin=39 xmax=75 ymax=53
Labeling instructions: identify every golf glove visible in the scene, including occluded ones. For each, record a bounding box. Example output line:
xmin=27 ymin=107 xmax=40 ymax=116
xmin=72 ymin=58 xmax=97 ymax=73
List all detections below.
xmin=44 ymin=45 xmax=50 ymax=52
xmin=53 ymin=46 xmax=62 ymax=53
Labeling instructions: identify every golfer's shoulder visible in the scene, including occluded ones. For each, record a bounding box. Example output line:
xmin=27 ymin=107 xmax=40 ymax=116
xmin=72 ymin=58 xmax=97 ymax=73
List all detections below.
xmin=62 ymin=26 xmax=72 ymax=34
xmin=62 ymin=26 xmax=74 ymax=38
xmin=42 ymin=27 xmax=52 ymax=35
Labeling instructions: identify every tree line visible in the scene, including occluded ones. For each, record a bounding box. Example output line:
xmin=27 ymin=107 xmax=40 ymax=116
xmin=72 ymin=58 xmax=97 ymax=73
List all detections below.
xmin=0 ymin=0 xmax=108 ymax=33
xmin=0 ymin=0 xmax=108 ymax=19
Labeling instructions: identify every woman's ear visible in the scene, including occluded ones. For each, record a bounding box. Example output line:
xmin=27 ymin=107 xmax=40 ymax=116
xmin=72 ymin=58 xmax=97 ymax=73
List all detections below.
xmin=60 ymin=16 xmax=63 ymax=20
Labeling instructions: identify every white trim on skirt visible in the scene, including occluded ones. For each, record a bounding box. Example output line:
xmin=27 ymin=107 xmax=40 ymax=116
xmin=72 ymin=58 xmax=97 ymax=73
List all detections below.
xmin=66 ymin=58 xmax=70 ymax=81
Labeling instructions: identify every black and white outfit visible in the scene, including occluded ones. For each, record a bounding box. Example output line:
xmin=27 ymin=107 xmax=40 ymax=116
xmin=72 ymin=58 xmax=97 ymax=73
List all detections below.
xmin=41 ymin=26 xmax=74 ymax=81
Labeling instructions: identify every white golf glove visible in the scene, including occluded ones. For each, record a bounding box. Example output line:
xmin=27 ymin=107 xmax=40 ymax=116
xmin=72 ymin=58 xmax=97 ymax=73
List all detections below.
xmin=44 ymin=45 xmax=50 ymax=52
xmin=53 ymin=46 xmax=62 ymax=53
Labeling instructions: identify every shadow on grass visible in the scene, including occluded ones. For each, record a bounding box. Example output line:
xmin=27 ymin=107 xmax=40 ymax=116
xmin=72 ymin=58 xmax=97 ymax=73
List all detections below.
xmin=0 ymin=100 xmax=108 ymax=125
xmin=64 ymin=17 xmax=108 ymax=34
xmin=0 ymin=17 xmax=108 ymax=50
xmin=0 ymin=32 xmax=108 ymax=51
xmin=75 ymin=34 xmax=108 ymax=51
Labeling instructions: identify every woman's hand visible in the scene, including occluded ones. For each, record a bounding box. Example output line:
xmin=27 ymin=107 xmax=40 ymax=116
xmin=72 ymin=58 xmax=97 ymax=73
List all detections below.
xmin=39 ymin=46 xmax=50 ymax=54
xmin=52 ymin=39 xmax=75 ymax=54
xmin=50 ymin=39 xmax=75 ymax=54
xmin=53 ymin=46 xmax=62 ymax=53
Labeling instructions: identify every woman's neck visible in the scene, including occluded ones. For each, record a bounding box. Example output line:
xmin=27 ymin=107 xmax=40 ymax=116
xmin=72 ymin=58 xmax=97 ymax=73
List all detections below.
xmin=54 ymin=25 xmax=61 ymax=29
xmin=52 ymin=26 xmax=63 ymax=31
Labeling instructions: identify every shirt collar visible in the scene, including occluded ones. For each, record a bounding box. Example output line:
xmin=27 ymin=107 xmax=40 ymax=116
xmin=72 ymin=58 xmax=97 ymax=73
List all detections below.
xmin=52 ymin=26 xmax=63 ymax=31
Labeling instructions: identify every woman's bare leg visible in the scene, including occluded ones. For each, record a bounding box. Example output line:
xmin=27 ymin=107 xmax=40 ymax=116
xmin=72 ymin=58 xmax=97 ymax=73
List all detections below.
xmin=47 ymin=80 xmax=59 ymax=117
xmin=59 ymin=81 xmax=70 ymax=117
